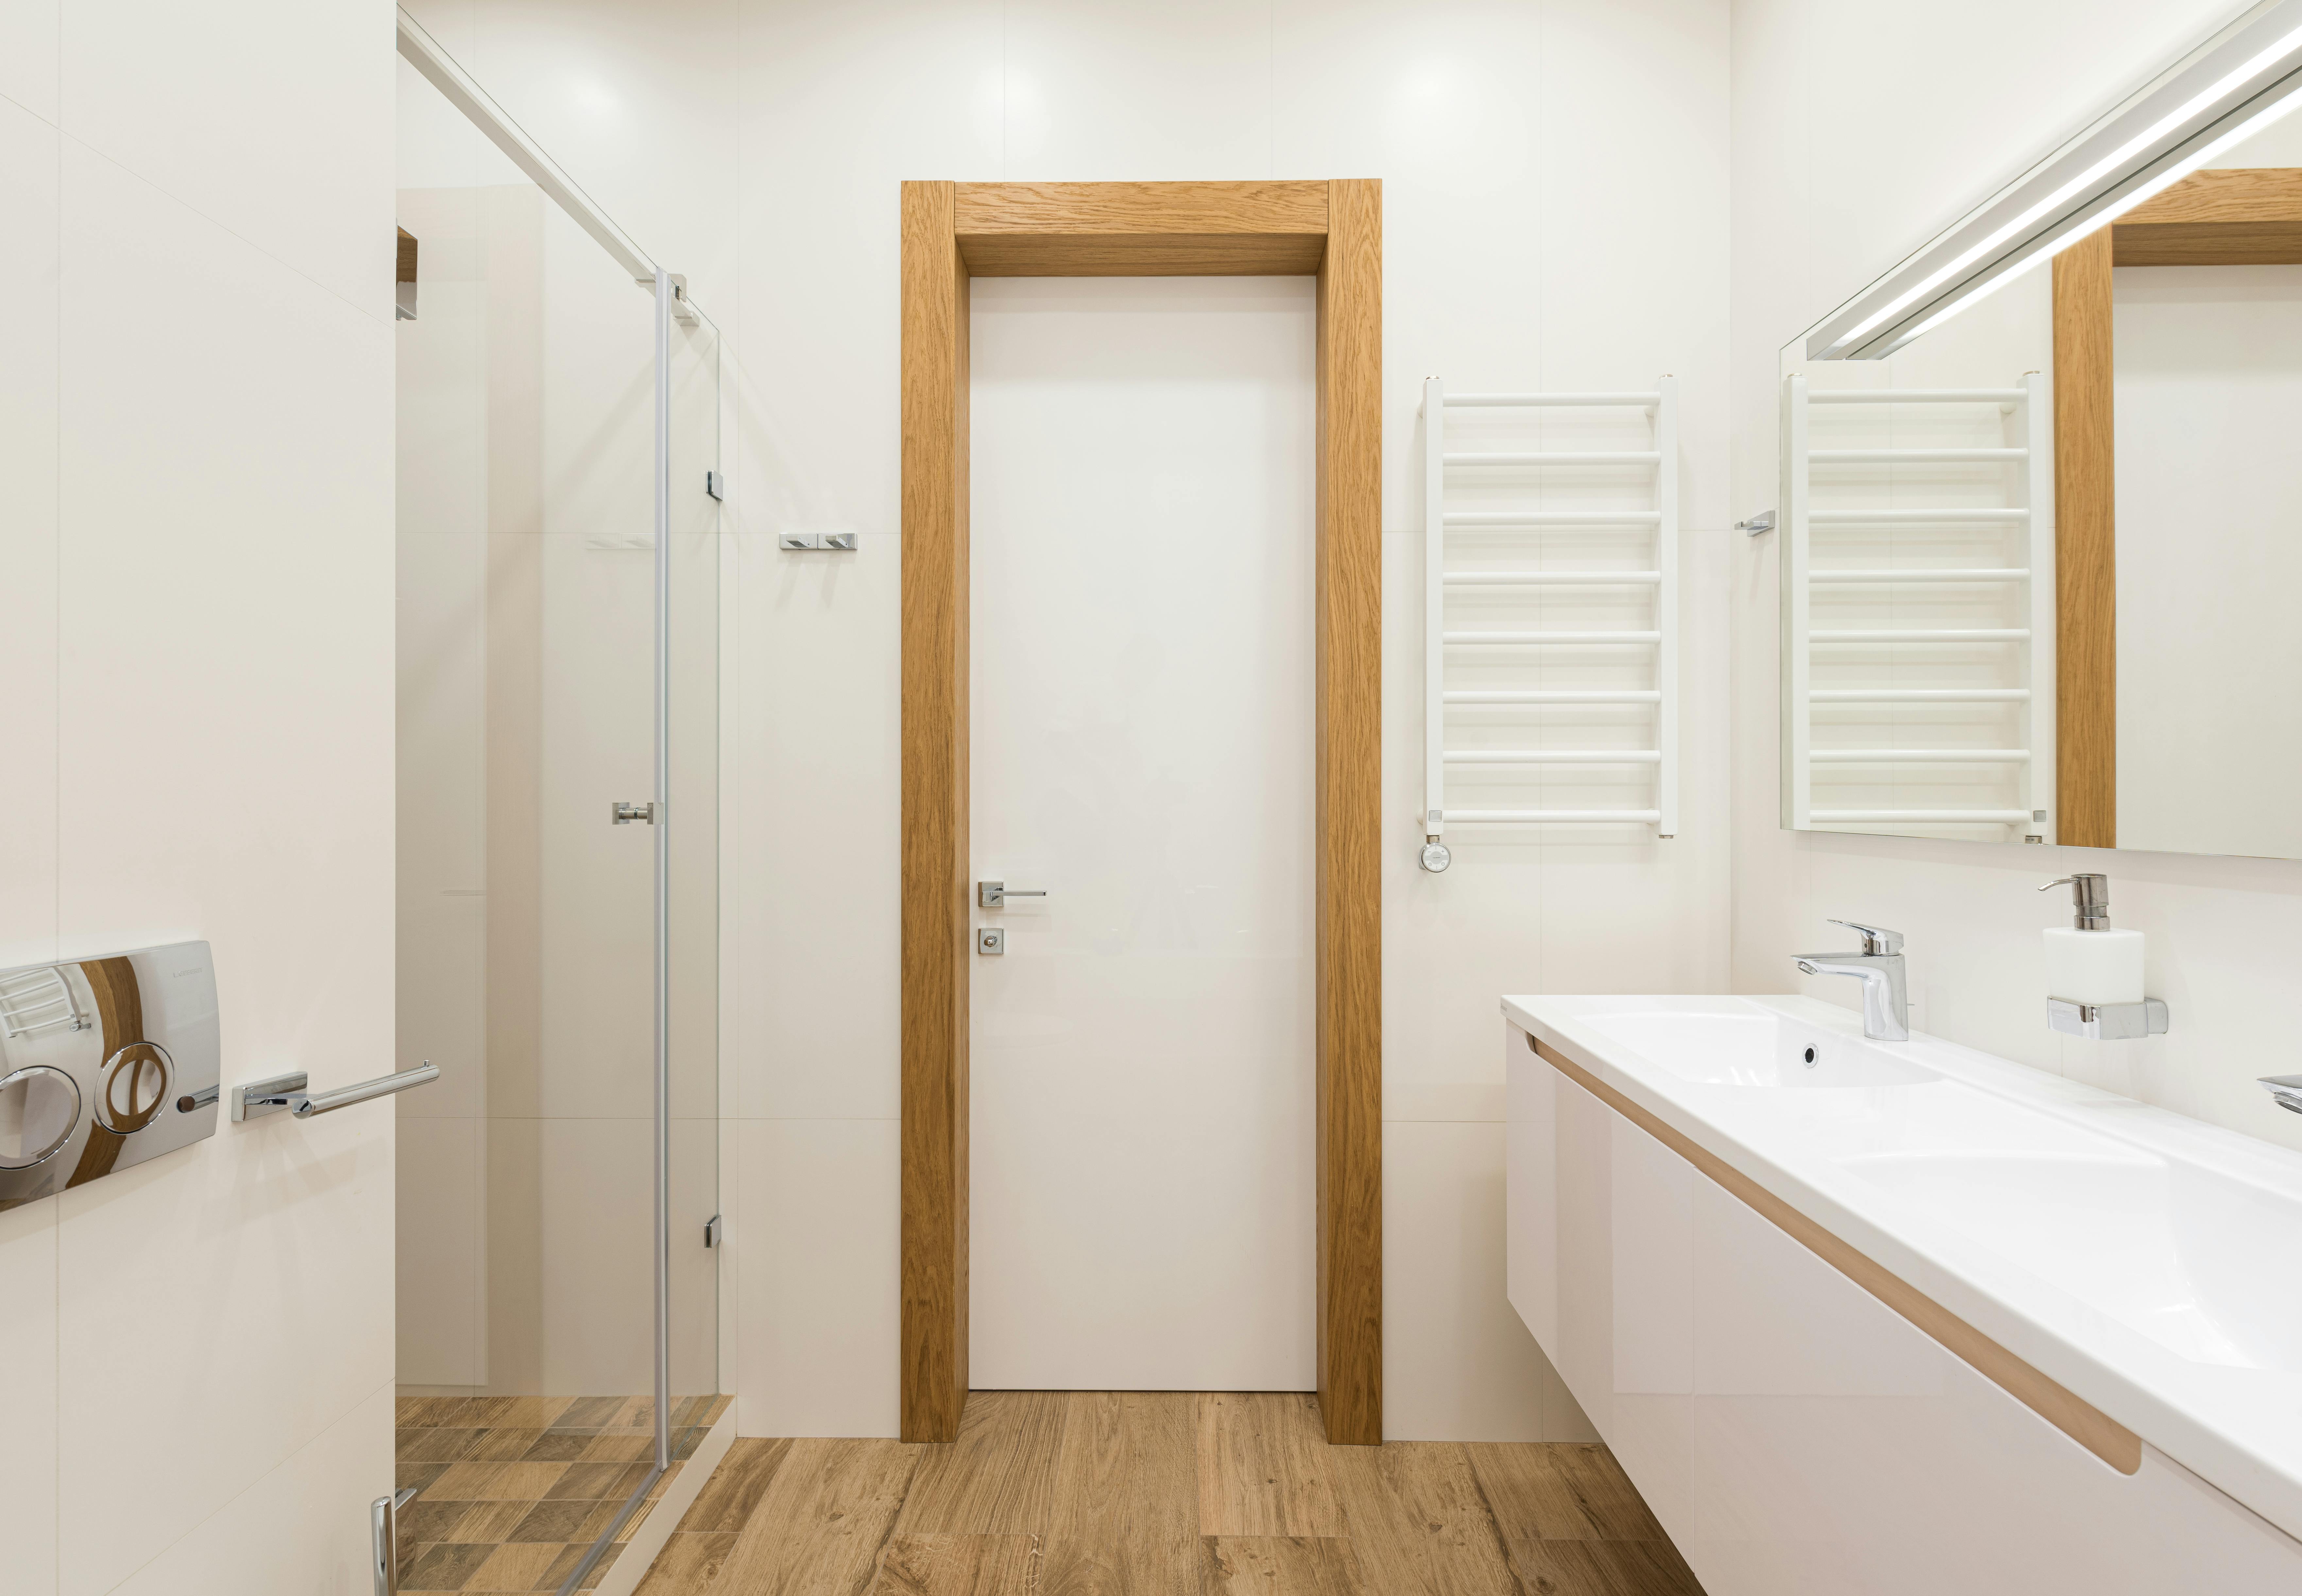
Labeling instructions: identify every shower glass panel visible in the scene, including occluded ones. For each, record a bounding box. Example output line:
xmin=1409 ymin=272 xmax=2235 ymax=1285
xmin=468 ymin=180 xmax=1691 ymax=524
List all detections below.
xmin=392 ymin=30 xmax=722 ymax=1591
xmin=665 ymin=289 xmax=722 ymax=1463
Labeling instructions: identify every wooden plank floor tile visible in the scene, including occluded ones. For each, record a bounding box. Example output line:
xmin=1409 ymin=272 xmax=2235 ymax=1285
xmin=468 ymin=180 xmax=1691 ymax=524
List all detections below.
xmin=1040 ymin=1391 xmax=1199 ymax=1596
xmin=398 ymin=1426 xmax=486 ymax=1463
xmin=871 ymin=1533 xmax=1042 ymax=1594
xmin=678 ymin=1438 xmax=791 ymax=1533
xmin=1202 ymin=1536 xmax=1366 ymax=1595
xmin=1466 ymin=1444 xmax=1664 ymax=1543
xmin=711 ymin=1438 xmax=922 ymax=1596
xmin=1498 ymin=1537 xmax=1703 ymax=1596
xmin=631 ymin=1530 xmax=738 ymax=1595
xmin=463 ymin=1395 xmax=574 ymax=1430
xmin=632 ymin=1530 xmax=738 ymax=1594
xmin=540 ymin=1538 xmax=625 ymax=1589
xmin=448 ymin=1499 xmax=537 ymax=1543
xmin=398 ymin=1396 xmax=473 ymax=1428
xmin=619 ymin=1402 xmax=1702 ymax=1596
xmin=399 ymin=1541 xmax=495 ymax=1591
xmin=897 ymin=1391 xmax=1069 ymax=1535
xmin=1329 ymin=1442 xmax=1516 ymax=1596
xmin=1196 ymin=1394 xmax=1344 ymax=1538
xmin=466 ymin=1539 xmax=563 ymax=1589
xmin=466 ymin=1427 xmax=545 ymax=1462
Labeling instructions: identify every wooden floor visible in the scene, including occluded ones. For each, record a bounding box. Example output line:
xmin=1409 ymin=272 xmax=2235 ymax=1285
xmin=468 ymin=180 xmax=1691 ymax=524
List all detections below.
xmin=393 ymin=1393 xmax=730 ymax=1592
xmin=630 ymin=1392 xmax=1704 ymax=1596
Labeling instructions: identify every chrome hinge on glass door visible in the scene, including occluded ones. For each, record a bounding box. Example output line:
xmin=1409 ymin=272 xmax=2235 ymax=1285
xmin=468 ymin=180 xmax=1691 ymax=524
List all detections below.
xmin=372 ymin=1486 xmax=418 ymax=1595
xmin=611 ymin=801 xmax=657 ymax=825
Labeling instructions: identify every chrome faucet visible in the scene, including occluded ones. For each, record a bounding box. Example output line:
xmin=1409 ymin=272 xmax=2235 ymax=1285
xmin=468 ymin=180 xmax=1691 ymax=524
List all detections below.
xmin=2259 ymin=1076 xmax=2302 ymax=1116
xmin=1795 ymin=920 xmax=1910 ymax=1041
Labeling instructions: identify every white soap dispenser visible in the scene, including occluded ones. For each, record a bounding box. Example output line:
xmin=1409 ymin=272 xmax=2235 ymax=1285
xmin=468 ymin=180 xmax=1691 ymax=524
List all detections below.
xmin=2039 ymin=873 xmax=2144 ymax=1006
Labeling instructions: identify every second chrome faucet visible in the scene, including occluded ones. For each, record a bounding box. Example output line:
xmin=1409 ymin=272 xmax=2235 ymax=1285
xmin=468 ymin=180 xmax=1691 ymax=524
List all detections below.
xmin=1795 ymin=919 xmax=1909 ymax=1041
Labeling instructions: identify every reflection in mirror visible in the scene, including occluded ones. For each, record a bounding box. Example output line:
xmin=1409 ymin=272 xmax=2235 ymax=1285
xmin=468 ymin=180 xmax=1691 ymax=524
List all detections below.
xmin=1778 ymin=0 xmax=2302 ymax=859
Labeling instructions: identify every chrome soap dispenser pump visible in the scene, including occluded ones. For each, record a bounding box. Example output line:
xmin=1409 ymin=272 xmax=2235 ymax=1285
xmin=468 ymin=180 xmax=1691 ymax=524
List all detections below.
xmin=2039 ymin=872 xmax=2167 ymax=1039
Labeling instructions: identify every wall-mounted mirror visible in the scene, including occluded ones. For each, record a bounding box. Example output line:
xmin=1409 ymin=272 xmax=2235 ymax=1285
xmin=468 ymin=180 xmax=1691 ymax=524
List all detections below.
xmin=1778 ymin=0 xmax=2302 ymax=859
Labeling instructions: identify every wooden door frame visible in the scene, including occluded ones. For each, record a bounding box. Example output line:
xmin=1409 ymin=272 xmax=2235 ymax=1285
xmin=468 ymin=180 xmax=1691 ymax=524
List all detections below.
xmin=900 ymin=180 xmax=1383 ymax=1445
xmin=2051 ymin=167 xmax=2302 ymax=846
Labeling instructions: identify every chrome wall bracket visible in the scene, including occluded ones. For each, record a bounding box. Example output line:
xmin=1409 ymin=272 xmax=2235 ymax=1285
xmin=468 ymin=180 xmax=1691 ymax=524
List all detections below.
xmin=1736 ymin=509 xmax=1777 ymax=536
xmin=778 ymin=531 xmax=857 ymax=551
xmin=233 ymin=1061 xmax=440 ymax=1121
xmin=2046 ymin=997 xmax=2170 ymax=1041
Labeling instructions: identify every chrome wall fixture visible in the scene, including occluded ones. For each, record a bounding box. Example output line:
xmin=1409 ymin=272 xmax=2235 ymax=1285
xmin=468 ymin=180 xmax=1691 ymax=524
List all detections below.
xmin=232 ymin=1062 xmax=440 ymax=1121
xmin=0 ymin=942 xmax=222 ymax=1211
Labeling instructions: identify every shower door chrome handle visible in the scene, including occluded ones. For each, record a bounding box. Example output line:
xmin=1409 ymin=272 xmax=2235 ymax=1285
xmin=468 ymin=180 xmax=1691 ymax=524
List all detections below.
xmin=233 ymin=1061 xmax=440 ymax=1121
xmin=373 ymin=1486 xmax=418 ymax=1596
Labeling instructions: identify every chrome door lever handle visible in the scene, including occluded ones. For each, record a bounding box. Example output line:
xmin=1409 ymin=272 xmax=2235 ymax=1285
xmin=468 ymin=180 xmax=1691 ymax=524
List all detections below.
xmin=234 ymin=1061 xmax=441 ymax=1122
xmin=978 ymin=881 xmax=1047 ymax=909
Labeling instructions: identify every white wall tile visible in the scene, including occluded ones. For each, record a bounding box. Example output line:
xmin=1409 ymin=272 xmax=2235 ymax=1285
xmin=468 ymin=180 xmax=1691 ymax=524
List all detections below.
xmin=734 ymin=530 xmax=901 ymax=1123
xmin=54 ymin=144 xmax=395 ymax=996
xmin=4 ymin=0 xmax=396 ymax=1588
xmin=0 ymin=0 xmax=59 ymax=125
xmin=1002 ymin=0 xmax=1272 ymax=180
xmin=105 ymin=1379 xmax=391 ymax=1596
xmin=396 ymin=1112 xmax=482 ymax=1388
xmin=535 ymin=1116 xmax=656 ymax=1395
xmin=56 ymin=1112 xmax=393 ymax=1596
xmin=0 ymin=97 xmax=59 ymax=970
xmin=1382 ymin=1120 xmax=1546 ymax=1441
xmin=736 ymin=1117 xmax=898 ymax=1438
xmin=0 ymin=1200 xmax=58 ymax=1596
xmin=59 ymin=0 xmax=394 ymax=318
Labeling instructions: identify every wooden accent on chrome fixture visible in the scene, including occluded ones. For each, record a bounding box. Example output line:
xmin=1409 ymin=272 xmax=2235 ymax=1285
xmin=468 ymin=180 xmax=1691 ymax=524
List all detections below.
xmin=2051 ymin=227 xmax=2118 ymax=850
xmin=2112 ymin=167 xmax=2302 ymax=265
xmin=1528 ymin=1033 xmax=2144 ymax=1476
xmin=899 ymin=178 xmax=1384 ymax=1446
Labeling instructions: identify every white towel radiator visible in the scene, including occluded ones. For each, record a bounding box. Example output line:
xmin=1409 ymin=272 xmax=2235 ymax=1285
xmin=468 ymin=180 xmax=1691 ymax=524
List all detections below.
xmin=1780 ymin=374 xmax=2055 ymax=839
xmin=1420 ymin=377 xmax=1679 ymax=869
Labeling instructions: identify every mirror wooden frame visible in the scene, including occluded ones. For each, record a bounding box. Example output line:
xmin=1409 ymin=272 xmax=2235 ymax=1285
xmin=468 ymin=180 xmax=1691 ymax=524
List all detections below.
xmin=2051 ymin=167 xmax=2302 ymax=847
xmin=898 ymin=180 xmax=1384 ymax=1444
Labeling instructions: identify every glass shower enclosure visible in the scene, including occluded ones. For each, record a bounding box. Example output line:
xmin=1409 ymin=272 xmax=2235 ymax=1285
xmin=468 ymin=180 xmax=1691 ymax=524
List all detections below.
xmin=391 ymin=12 xmax=723 ymax=1591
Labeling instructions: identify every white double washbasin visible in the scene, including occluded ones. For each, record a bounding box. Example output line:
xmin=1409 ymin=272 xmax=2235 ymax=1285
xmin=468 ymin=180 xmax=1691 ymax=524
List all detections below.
xmin=1505 ymin=993 xmax=2302 ymax=1540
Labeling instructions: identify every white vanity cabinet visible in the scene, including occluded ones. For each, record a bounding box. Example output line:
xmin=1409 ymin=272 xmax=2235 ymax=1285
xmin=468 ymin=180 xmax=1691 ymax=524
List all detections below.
xmin=1505 ymin=1018 xmax=2302 ymax=1594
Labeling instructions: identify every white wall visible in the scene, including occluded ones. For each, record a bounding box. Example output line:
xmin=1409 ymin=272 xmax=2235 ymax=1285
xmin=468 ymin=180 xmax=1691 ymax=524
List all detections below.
xmin=0 ymin=2 xmax=397 ymax=1592
xmin=413 ymin=0 xmax=1733 ymax=1441
xmin=1731 ymin=0 xmax=2302 ymax=1155
xmin=2112 ymin=264 xmax=2302 ymax=859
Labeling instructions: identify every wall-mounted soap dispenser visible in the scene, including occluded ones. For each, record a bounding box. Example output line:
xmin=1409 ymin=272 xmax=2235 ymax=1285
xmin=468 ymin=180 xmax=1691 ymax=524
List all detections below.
xmin=2039 ymin=874 xmax=2169 ymax=1039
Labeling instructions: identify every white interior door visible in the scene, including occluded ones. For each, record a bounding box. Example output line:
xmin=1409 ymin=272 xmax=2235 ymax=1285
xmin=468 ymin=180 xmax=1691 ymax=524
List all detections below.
xmin=969 ymin=276 xmax=1316 ymax=1392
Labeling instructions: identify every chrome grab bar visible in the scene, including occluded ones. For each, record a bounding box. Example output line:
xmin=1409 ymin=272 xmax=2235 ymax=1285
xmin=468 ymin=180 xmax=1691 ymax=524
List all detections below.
xmin=232 ymin=1061 xmax=440 ymax=1122
xmin=373 ymin=1485 xmax=418 ymax=1596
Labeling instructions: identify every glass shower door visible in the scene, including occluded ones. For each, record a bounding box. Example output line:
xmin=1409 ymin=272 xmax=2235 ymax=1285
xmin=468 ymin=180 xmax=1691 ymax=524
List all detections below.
xmin=392 ymin=22 xmax=721 ymax=1593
